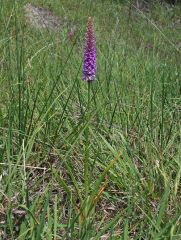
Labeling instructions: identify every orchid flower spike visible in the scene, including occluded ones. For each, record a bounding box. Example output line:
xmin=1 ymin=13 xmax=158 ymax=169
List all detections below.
xmin=82 ymin=17 xmax=96 ymax=81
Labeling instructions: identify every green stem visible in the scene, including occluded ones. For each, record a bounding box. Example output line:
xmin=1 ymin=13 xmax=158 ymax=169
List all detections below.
xmin=84 ymin=82 xmax=91 ymax=199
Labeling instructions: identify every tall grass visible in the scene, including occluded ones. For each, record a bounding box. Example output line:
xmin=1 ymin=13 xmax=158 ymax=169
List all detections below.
xmin=0 ymin=0 xmax=181 ymax=239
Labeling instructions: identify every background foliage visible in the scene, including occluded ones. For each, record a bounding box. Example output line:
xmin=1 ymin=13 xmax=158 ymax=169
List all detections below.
xmin=0 ymin=0 xmax=180 ymax=239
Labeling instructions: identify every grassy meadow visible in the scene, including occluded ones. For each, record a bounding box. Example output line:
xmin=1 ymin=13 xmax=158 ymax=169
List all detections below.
xmin=0 ymin=0 xmax=181 ymax=239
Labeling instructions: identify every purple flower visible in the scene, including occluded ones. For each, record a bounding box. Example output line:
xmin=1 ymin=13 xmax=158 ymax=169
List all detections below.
xmin=67 ymin=31 xmax=74 ymax=41
xmin=82 ymin=17 xmax=96 ymax=81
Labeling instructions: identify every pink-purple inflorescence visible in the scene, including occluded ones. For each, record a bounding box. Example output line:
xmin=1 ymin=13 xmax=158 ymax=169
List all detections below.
xmin=82 ymin=17 xmax=96 ymax=81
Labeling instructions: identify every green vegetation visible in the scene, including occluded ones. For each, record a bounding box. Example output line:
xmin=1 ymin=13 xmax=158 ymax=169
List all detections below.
xmin=0 ymin=0 xmax=180 ymax=239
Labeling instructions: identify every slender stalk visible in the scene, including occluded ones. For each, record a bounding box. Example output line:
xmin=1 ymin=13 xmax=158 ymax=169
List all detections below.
xmin=160 ymin=72 xmax=165 ymax=152
xmin=84 ymin=82 xmax=91 ymax=199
